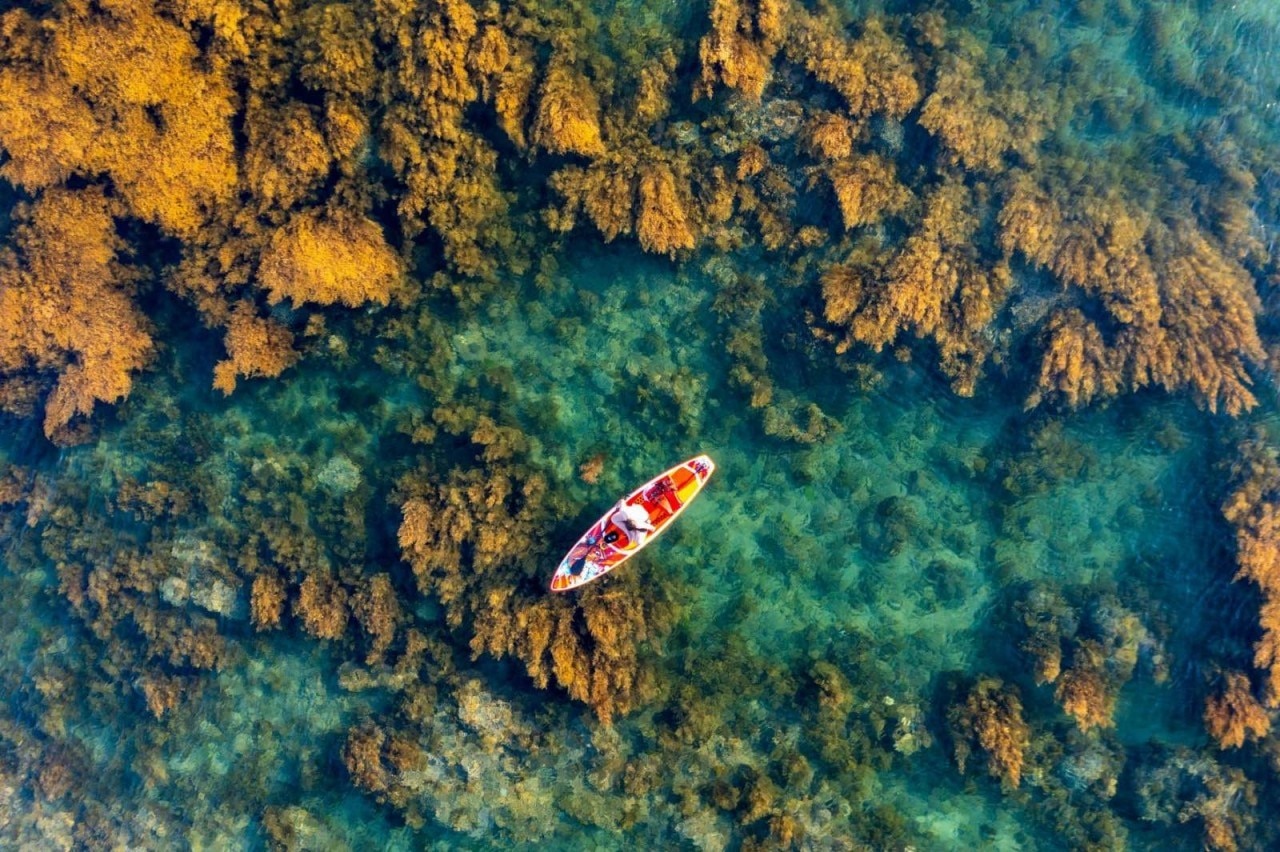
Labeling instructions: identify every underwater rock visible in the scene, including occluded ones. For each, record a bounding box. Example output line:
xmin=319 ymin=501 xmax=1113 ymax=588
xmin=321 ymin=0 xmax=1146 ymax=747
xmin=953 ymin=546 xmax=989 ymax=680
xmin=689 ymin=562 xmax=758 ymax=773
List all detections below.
xmin=722 ymin=95 xmax=806 ymax=145
xmin=160 ymin=577 xmax=191 ymax=607
xmin=262 ymin=806 xmax=344 ymax=851
xmin=1059 ymin=738 xmax=1121 ymax=799
xmin=923 ymin=558 xmax=968 ymax=607
xmin=862 ymin=495 xmax=923 ymax=558
xmin=1014 ymin=586 xmax=1166 ymax=730
xmin=345 ymin=679 xmax=560 ymax=840
xmin=677 ymin=810 xmax=733 ymax=852
xmin=190 ymin=579 xmax=239 ymax=619
xmin=1134 ymin=746 xmax=1257 ymax=852
xmin=316 ymin=455 xmax=362 ymax=496
xmin=889 ymin=702 xmax=931 ymax=756
xmin=164 ymin=538 xmax=242 ymax=617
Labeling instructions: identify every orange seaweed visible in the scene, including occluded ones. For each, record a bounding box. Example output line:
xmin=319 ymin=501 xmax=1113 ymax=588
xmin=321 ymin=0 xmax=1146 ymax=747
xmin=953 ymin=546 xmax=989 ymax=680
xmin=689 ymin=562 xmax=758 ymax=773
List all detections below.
xmin=784 ymin=13 xmax=920 ymax=123
xmin=257 ymin=209 xmax=402 ymax=308
xmin=295 ymin=572 xmax=350 ymax=640
xmin=250 ymin=573 xmax=287 ymax=631
xmin=352 ymin=574 xmax=402 ymax=665
xmin=695 ymin=0 xmax=788 ymax=102
xmin=0 ymin=0 xmax=237 ymax=235
xmin=1204 ymin=671 xmax=1271 ymax=749
xmin=817 ymin=179 xmax=1009 ymax=395
xmin=947 ymin=676 xmax=1030 ymax=789
xmin=0 ymin=188 xmax=153 ymax=441
xmin=822 ymin=155 xmax=911 ymax=231
xmin=212 ymin=301 xmax=300 ymax=395
xmin=399 ymin=460 xmax=671 ymax=721
xmin=1000 ymin=173 xmax=1263 ymax=415
xmin=1055 ymin=646 xmax=1114 ymax=732
xmin=918 ymin=30 xmax=1048 ymax=172
xmin=532 ymin=59 xmax=607 ymax=157
xmin=636 ymin=164 xmax=698 ymax=257
xmin=1223 ymin=436 xmax=1280 ymax=706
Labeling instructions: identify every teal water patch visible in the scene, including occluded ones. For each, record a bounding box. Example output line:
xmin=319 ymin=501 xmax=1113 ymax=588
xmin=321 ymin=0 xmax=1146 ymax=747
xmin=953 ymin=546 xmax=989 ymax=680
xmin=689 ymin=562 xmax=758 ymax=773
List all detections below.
xmin=0 ymin=237 xmax=1267 ymax=849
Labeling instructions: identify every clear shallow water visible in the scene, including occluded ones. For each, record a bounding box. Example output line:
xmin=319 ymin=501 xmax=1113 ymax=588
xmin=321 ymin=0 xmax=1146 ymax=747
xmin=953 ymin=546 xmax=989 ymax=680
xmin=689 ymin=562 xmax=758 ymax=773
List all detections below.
xmin=2 ymin=0 xmax=1280 ymax=848
xmin=1 ymin=242 xmax=1260 ymax=849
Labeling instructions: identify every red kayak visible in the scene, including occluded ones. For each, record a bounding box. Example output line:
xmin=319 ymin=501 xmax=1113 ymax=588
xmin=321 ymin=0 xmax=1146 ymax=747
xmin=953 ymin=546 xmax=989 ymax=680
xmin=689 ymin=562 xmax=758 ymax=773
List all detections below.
xmin=550 ymin=455 xmax=715 ymax=592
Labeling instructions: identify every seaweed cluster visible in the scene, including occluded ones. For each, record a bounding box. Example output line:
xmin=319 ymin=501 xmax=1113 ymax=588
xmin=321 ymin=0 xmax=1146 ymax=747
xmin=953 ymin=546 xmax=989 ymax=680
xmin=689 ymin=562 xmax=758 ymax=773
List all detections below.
xmin=2 ymin=0 xmax=1277 ymax=442
xmin=398 ymin=459 xmax=675 ymax=722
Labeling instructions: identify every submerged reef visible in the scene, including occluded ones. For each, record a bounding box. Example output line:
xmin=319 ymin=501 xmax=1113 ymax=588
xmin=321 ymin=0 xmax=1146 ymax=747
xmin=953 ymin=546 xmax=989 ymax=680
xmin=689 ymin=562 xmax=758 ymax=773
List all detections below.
xmin=2 ymin=0 xmax=1280 ymax=847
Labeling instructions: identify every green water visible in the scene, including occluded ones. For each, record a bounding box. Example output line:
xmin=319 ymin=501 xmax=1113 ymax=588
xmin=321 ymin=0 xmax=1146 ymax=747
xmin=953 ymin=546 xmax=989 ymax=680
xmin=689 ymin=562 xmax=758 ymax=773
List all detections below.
xmin=3 ymin=0 xmax=1280 ymax=848
xmin=0 ymin=242 xmax=1263 ymax=849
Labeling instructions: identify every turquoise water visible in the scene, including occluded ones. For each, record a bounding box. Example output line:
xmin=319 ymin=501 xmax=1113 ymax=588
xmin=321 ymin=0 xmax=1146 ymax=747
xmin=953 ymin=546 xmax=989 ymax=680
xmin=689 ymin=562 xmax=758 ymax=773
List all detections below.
xmin=3 ymin=0 xmax=1280 ymax=849
xmin=0 ymin=245 xmax=1263 ymax=849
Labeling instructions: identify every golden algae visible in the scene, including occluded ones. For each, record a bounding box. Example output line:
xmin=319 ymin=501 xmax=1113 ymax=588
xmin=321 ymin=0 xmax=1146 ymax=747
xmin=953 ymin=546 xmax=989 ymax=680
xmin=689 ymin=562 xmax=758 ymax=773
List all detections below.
xmin=695 ymin=0 xmax=787 ymax=102
xmin=946 ymin=676 xmax=1030 ymax=790
xmin=783 ymin=12 xmax=921 ymax=123
xmin=0 ymin=189 xmax=153 ymax=441
xmin=917 ymin=26 xmax=1051 ymax=172
xmin=398 ymin=458 xmax=673 ymax=722
xmin=1204 ymin=670 xmax=1271 ymax=750
xmin=212 ymin=301 xmax=299 ymax=395
xmin=532 ymin=59 xmax=608 ymax=157
xmin=999 ymin=173 xmax=1264 ymax=415
xmin=1223 ymin=434 xmax=1280 ymax=706
xmin=818 ymin=179 xmax=1011 ymax=396
xmin=257 ymin=210 xmax=403 ymax=309
xmin=0 ymin=0 xmax=237 ymax=235
xmin=0 ymin=0 xmax=1273 ymax=438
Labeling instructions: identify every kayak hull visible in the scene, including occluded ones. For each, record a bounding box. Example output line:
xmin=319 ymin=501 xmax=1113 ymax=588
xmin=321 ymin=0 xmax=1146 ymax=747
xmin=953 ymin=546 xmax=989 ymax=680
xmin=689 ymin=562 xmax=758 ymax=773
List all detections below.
xmin=550 ymin=454 xmax=715 ymax=592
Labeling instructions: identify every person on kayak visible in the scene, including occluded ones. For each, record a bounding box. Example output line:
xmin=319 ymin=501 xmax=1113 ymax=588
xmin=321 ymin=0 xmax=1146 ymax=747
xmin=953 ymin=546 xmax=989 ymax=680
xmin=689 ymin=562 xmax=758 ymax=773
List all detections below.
xmin=607 ymin=499 xmax=655 ymax=547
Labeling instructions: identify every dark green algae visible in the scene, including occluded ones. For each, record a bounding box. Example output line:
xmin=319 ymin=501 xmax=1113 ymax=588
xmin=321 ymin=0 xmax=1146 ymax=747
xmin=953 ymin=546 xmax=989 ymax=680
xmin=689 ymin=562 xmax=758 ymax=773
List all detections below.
xmin=4 ymin=0 xmax=1280 ymax=849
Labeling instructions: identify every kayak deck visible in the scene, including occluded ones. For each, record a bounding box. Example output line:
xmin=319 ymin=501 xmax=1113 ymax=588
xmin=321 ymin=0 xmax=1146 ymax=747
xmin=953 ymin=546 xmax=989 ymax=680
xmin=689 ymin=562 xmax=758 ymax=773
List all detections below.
xmin=550 ymin=455 xmax=714 ymax=592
